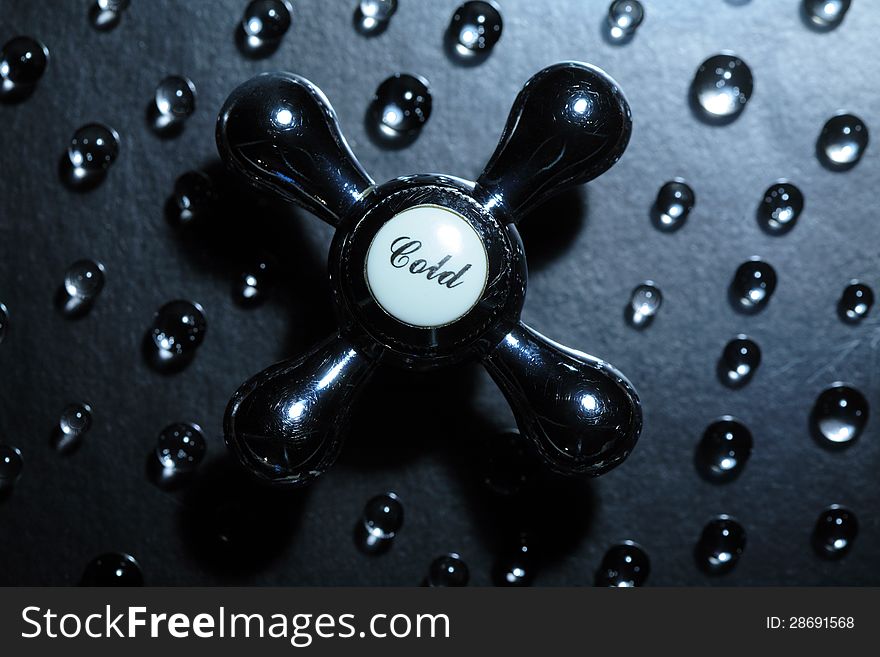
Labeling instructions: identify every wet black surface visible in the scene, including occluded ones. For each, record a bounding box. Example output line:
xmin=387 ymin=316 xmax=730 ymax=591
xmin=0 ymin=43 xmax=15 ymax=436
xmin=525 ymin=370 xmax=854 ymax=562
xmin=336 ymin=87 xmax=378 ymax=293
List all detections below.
xmin=0 ymin=0 xmax=878 ymax=585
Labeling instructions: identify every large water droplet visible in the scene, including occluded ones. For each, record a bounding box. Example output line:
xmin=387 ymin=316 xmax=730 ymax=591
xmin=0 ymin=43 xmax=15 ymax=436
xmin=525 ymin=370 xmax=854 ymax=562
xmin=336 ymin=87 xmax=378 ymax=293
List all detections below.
xmin=0 ymin=444 xmax=24 ymax=492
xmin=695 ymin=515 xmax=746 ymax=575
xmin=144 ymin=300 xmax=207 ymax=373
xmin=626 ymin=281 xmax=662 ymax=329
xmin=816 ymin=113 xmax=869 ymax=171
xmin=595 ymin=540 xmax=650 ymax=587
xmin=368 ymin=73 xmax=432 ymax=147
xmin=355 ymin=491 xmax=404 ymax=554
xmin=167 ymin=170 xmax=218 ymax=227
xmin=691 ymin=53 xmax=753 ymax=124
xmin=493 ymin=533 xmax=534 ymax=586
xmin=812 ymin=504 xmax=858 ymax=559
xmin=56 ymin=259 xmax=106 ymax=317
xmin=446 ymin=1 xmax=503 ymax=64
xmin=354 ymin=0 xmax=397 ymax=36
xmin=811 ymin=383 xmax=868 ymax=447
xmin=0 ymin=36 xmax=49 ymax=102
xmin=757 ymin=181 xmax=803 ymax=235
xmin=605 ymin=0 xmax=644 ymax=43
xmin=730 ymin=258 xmax=776 ymax=314
xmin=150 ymin=422 xmax=207 ymax=487
xmin=0 ymin=303 xmax=8 ymax=344
xmin=695 ymin=417 xmax=753 ymax=482
xmin=238 ymin=0 xmax=294 ymax=57
xmin=802 ymin=0 xmax=851 ymax=30
xmin=81 ymin=553 xmax=143 ymax=586
xmin=652 ymin=178 xmax=695 ymax=231
xmin=234 ymin=257 xmax=275 ymax=307
xmin=62 ymin=123 xmax=120 ymax=190
xmin=51 ymin=403 xmax=93 ymax=453
xmin=426 ymin=553 xmax=470 ymax=586
xmin=717 ymin=335 xmax=761 ymax=388
xmin=149 ymin=75 xmax=196 ymax=137
xmin=838 ymin=280 xmax=873 ymax=323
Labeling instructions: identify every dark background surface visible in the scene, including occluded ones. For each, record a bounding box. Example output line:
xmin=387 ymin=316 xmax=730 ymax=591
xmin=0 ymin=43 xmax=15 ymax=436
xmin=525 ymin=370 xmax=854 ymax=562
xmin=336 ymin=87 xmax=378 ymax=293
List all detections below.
xmin=0 ymin=0 xmax=878 ymax=586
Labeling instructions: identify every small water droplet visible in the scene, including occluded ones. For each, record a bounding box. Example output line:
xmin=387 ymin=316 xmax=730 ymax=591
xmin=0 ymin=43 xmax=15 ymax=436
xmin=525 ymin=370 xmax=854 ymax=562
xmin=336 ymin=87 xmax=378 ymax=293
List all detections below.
xmin=626 ymin=281 xmax=662 ymax=329
xmin=482 ymin=430 xmax=537 ymax=497
xmin=446 ymin=1 xmax=503 ymax=64
xmin=149 ymin=75 xmax=196 ymax=137
xmin=595 ymin=540 xmax=650 ymax=587
xmin=62 ymin=123 xmax=120 ymax=190
xmin=234 ymin=257 xmax=275 ymax=307
xmin=691 ymin=53 xmax=753 ymax=124
xmin=730 ymin=257 xmax=776 ymax=314
xmin=816 ymin=113 xmax=869 ymax=171
xmin=605 ymin=0 xmax=644 ymax=43
xmin=238 ymin=0 xmax=293 ymax=57
xmin=355 ymin=491 xmax=403 ymax=554
xmin=368 ymin=73 xmax=432 ymax=147
xmin=0 ymin=36 xmax=49 ymax=102
xmin=81 ymin=552 xmax=143 ymax=586
xmin=149 ymin=422 xmax=207 ymax=488
xmin=652 ymin=178 xmax=695 ymax=231
xmin=838 ymin=280 xmax=873 ymax=323
xmin=757 ymin=181 xmax=803 ymax=235
xmin=144 ymin=300 xmax=207 ymax=373
xmin=167 ymin=170 xmax=218 ymax=227
xmin=695 ymin=515 xmax=746 ymax=575
xmin=89 ymin=0 xmax=130 ymax=31
xmin=354 ymin=0 xmax=397 ymax=36
xmin=52 ymin=403 xmax=93 ymax=453
xmin=493 ymin=533 xmax=534 ymax=586
xmin=0 ymin=303 xmax=8 ymax=344
xmin=56 ymin=259 xmax=106 ymax=317
xmin=812 ymin=504 xmax=858 ymax=559
xmin=426 ymin=553 xmax=470 ymax=586
xmin=811 ymin=383 xmax=868 ymax=447
xmin=717 ymin=335 xmax=761 ymax=388
xmin=0 ymin=444 xmax=24 ymax=492
xmin=802 ymin=0 xmax=851 ymax=30
xmin=695 ymin=417 xmax=753 ymax=482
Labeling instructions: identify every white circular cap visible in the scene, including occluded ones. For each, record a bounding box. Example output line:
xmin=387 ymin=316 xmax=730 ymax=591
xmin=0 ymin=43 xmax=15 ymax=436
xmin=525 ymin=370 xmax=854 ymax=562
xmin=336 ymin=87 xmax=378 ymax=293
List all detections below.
xmin=365 ymin=204 xmax=489 ymax=328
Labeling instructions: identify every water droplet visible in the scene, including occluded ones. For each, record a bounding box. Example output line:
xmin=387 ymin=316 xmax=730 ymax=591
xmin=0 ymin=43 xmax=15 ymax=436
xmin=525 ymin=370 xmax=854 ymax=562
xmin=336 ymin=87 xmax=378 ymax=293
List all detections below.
xmin=730 ymin=258 xmax=776 ymax=314
xmin=355 ymin=491 xmax=403 ymax=554
xmin=368 ymin=73 xmax=432 ymax=147
xmin=426 ymin=553 xmax=470 ymax=586
xmin=167 ymin=170 xmax=218 ymax=227
xmin=816 ymin=113 xmax=869 ymax=171
xmin=626 ymin=281 xmax=662 ymax=329
xmin=446 ymin=1 xmax=503 ymax=63
xmin=695 ymin=515 xmax=746 ymax=575
xmin=156 ymin=422 xmax=206 ymax=473
xmin=89 ymin=0 xmax=130 ymax=30
xmin=756 ymin=181 xmax=803 ymax=235
xmin=695 ymin=417 xmax=753 ymax=482
xmin=149 ymin=75 xmax=196 ymax=137
xmin=354 ymin=0 xmax=397 ymax=36
xmin=0 ymin=444 xmax=24 ymax=492
xmin=811 ymin=383 xmax=868 ymax=447
xmin=144 ymin=300 xmax=207 ymax=373
xmin=690 ymin=53 xmax=753 ymax=124
xmin=62 ymin=123 xmax=120 ymax=190
xmin=238 ymin=0 xmax=293 ymax=57
xmin=234 ymin=257 xmax=274 ymax=307
xmin=594 ymin=540 xmax=650 ymax=587
xmin=493 ymin=533 xmax=534 ymax=586
xmin=0 ymin=36 xmax=49 ymax=102
xmin=81 ymin=553 xmax=143 ymax=586
xmin=606 ymin=0 xmax=644 ymax=43
xmin=717 ymin=335 xmax=761 ymax=388
xmin=812 ymin=504 xmax=858 ymax=559
xmin=838 ymin=280 xmax=873 ymax=323
xmin=802 ymin=0 xmax=851 ymax=30
xmin=55 ymin=259 xmax=106 ymax=317
xmin=482 ymin=430 xmax=537 ymax=497
xmin=0 ymin=303 xmax=8 ymax=344
xmin=52 ymin=403 xmax=93 ymax=453
xmin=652 ymin=178 xmax=695 ymax=231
